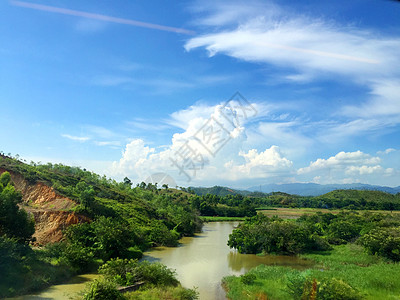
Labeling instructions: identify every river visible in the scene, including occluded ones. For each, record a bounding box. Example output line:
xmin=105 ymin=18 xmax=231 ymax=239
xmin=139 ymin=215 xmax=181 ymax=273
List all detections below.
xmin=11 ymin=222 xmax=312 ymax=300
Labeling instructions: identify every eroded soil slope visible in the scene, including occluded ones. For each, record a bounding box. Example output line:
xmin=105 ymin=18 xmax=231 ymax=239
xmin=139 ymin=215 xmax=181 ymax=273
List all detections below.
xmin=0 ymin=168 xmax=89 ymax=245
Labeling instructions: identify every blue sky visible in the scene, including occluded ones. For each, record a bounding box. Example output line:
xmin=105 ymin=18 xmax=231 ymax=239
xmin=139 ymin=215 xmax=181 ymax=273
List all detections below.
xmin=1 ymin=0 xmax=399 ymax=188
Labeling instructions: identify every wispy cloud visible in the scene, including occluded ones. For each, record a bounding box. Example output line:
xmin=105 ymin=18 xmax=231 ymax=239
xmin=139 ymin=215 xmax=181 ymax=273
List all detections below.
xmin=11 ymin=0 xmax=195 ymax=35
xmin=61 ymin=134 xmax=90 ymax=142
xmin=84 ymin=125 xmax=116 ymax=139
xmin=94 ymin=141 xmax=121 ymax=147
xmin=127 ymin=119 xmax=171 ymax=132
xmin=185 ymin=0 xmax=400 ymax=139
xmin=185 ymin=10 xmax=398 ymax=79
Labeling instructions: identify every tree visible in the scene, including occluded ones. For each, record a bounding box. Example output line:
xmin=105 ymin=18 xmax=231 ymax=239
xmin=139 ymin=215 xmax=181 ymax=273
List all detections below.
xmin=123 ymin=177 xmax=132 ymax=188
xmin=0 ymin=172 xmax=35 ymax=243
xmin=80 ymin=187 xmax=95 ymax=210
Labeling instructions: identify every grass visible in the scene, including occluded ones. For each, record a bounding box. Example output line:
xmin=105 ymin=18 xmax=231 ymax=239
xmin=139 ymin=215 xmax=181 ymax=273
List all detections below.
xmin=223 ymin=243 xmax=400 ymax=300
xmin=257 ymin=207 xmax=341 ymax=219
xmin=201 ymin=216 xmax=246 ymax=222
xmin=125 ymin=286 xmax=198 ymax=300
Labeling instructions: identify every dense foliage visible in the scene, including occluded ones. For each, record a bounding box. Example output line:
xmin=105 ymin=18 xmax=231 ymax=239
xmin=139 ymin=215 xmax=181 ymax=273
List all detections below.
xmin=228 ymin=211 xmax=400 ymax=260
xmin=0 ymin=172 xmax=35 ymax=243
xmin=0 ymin=156 xmax=204 ymax=297
xmin=227 ymin=214 xmax=331 ymax=254
xmin=82 ymin=258 xmax=198 ymax=300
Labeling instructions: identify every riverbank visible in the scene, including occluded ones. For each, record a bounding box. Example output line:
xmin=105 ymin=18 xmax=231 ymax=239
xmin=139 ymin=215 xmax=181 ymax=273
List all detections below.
xmin=223 ymin=243 xmax=400 ymax=299
xmin=201 ymin=216 xmax=246 ymax=222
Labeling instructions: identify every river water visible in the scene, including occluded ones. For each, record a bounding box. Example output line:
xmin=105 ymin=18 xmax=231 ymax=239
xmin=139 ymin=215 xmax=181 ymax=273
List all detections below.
xmin=142 ymin=222 xmax=312 ymax=300
xmin=11 ymin=222 xmax=312 ymax=300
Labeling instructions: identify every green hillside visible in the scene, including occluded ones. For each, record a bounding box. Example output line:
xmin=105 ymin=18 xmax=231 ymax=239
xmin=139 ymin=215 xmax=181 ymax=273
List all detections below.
xmin=314 ymin=189 xmax=400 ymax=210
xmin=0 ymin=155 xmax=203 ymax=297
xmin=190 ymin=185 xmax=252 ymax=196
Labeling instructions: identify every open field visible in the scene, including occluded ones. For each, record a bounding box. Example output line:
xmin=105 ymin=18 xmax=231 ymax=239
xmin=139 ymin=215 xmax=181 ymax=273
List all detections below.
xmin=257 ymin=207 xmax=400 ymax=219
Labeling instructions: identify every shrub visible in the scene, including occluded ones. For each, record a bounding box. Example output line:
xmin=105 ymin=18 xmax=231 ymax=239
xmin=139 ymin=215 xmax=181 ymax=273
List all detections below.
xmin=99 ymin=258 xmax=179 ymax=287
xmin=358 ymin=227 xmax=400 ymax=261
xmin=240 ymin=273 xmax=256 ymax=285
xmin=82 ymin=278 xmax=126 ymax=300
xmin=317 ymin=278 xmax=363 ymax=300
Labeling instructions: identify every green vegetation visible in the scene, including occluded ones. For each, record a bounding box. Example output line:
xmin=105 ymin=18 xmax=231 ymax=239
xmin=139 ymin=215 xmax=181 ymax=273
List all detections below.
xmin=82 ymin=258 xmax=198 ymax=300
xmin=228 ymin=211 xmax=400 ymax=257
xmin=255 ymin=190 xmax=400 ymax=210
xmin=0 ymin=156 xmax=204 ymax=297
xmin=0 ymin=171 xmax=35 ymax=243
xmin=2 ymin=153 xmax=400 ymax=299
xmin=225 ymin=211 xmax=400 ymax=299
xmin=224 ymin=243 xmax=400 ymax=299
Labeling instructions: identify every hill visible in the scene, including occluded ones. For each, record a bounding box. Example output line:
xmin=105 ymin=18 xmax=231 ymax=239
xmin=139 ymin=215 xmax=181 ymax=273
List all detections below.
xmin=247 ymin=183 xmax=400 ymax=196
xmin=0 ymin=154 xmax=202 ymax=246
xmin=314 ymin=189 xmax=400 ymax=210
xmin=190 ymin=185 xmax=251 ymax=196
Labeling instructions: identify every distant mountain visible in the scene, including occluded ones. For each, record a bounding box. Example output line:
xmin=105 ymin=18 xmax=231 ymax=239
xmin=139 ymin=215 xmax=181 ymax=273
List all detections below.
xmin=247 ymin=183 xmax=400 ymax=196
xmin=190 ymin=185 xmax=252 ymax=197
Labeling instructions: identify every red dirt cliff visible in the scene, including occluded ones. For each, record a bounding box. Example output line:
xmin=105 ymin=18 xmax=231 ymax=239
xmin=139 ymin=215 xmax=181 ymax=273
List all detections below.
xmin=0 ymin=168 xmax=90 ymax=245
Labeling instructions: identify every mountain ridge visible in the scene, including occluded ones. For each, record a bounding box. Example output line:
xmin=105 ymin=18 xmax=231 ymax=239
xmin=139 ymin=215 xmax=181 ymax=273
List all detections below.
xmin=191 ymin=183 xmax=400 ymax=197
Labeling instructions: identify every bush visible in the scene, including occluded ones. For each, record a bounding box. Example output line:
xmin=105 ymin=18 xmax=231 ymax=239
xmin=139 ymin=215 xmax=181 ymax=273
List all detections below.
xmin=286 ymin=273 xmax=363 ymax=300
xmin=82 ymin=278 xmax=126 ymax=300
xmin=240 ymin=273 xmax=256 ymax=285
xmin=358 ymin=227 xmax=400 ymax=261
xmin=98 ymin=258 xmax=179 ymax=287
xmin=317 ymin=278 xmax=363 ymax=300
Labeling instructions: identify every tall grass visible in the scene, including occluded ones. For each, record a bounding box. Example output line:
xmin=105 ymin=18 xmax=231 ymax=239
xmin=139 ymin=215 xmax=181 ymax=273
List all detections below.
xmin=223 ymin=243 xmax=400 ymax=299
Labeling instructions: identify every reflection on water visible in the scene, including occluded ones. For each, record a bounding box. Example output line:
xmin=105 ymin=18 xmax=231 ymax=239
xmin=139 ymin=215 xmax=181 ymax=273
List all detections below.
xmin=12 ymin=222 xmax=312 ymax=300
xmin=143 ymin=222 xmax=312 ymax=300
xmin=8 ymin=274 xmax=100 ymax=300
xmin=227 ymin=251 xmax=313 ymax=272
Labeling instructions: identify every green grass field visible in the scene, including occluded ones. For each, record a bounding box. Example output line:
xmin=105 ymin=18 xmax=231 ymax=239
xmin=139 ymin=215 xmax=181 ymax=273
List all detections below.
xmin=223 ymin=243 xmax=400 ymax=299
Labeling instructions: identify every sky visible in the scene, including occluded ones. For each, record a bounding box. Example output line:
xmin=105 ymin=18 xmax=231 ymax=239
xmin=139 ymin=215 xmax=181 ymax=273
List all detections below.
xmin=1 ymin=0 xmax=400 ymax=188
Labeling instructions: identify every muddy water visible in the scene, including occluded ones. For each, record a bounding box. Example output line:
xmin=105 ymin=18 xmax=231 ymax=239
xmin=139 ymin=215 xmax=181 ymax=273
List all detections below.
xmin=8 ymin=274 xmax=100 ymax=300
xmin=142 ymin=222 xmax=313 ymax=300
xmin=12 ymin=222 xmax=312 ymax=300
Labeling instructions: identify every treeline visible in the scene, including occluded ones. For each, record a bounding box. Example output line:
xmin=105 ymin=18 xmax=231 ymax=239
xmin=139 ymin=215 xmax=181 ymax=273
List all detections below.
xmin=250 ymin=190 xmax=400 ymax=211
xmin=189 ymin=194 xmax=257 ymax=217
xmin=228 ymin=211 xmax=400 ymax=261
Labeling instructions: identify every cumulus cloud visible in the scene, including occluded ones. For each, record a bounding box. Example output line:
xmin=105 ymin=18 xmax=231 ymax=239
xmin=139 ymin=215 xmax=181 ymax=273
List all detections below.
xmin=298 ymin=151 xmax=381 ymax=174
xmin=297 ymin=150 xmax=396 ymax=185
xmin=111 ymin=99 xmax=294 ymax=184
xmin=224 ymin=146 xmax=293 ymax=179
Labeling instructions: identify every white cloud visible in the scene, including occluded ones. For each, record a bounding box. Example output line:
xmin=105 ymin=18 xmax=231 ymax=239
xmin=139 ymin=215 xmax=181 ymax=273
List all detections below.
xmin=224 ymin=146 xmax=293 ymax=179
xmin=345 ymin=165 xmax=394 ymax=176
xmin=110 ymin=100 xmax=286 ymax=184
xmin=84 ymin=125 xmax=116 ymax=139
xmin=111 ymin=139 xmax=156 ymax=179
xmin=185 ymin=0 xmax=400 ymax=140
xmin=298 ymin=151 xmax=380 ymax=174
xmin=94 ymin=141 xmax=121 ymax=147
xmin=296 ymin=150 xmax=398 ymax=185
xmin=185 ymin=4 xmax=400 ymax=81
xmin=61 ymin=134 xmax=90 ymax=142
xmin=342 ymin=80 xmax=400 ymax=118
xmin=377 ymin=148 xmax=396 ymax=155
